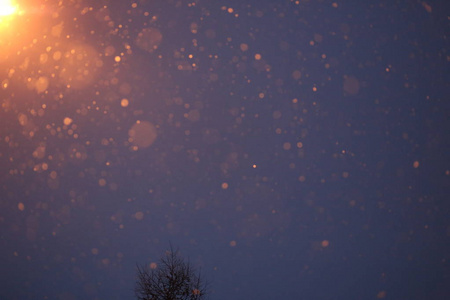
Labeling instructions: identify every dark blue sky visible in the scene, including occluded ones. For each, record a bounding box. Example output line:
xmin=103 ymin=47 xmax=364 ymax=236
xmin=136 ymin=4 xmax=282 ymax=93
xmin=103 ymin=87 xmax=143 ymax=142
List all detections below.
xmin=1 ymin=0 xmax=449 ymax=299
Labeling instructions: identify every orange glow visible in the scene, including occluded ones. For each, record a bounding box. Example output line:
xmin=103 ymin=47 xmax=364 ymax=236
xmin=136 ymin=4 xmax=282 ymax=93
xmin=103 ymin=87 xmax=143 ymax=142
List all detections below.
xmin=0 ymin=0 xmax=17 ymax=17
xmin=121 ymin=98 xmax=129 ymax=107
xmin=321 ymin=240 xmax=330 ymax=247
xmin=283 ymin=142 xmax=291 ymax=150
xmin=135 ymin=211 xmax=144 ymax=220
xmin=63 ymin=117 xmax=73 ymax=126
xmin=377 ymin=290 xmax=387 ymax=298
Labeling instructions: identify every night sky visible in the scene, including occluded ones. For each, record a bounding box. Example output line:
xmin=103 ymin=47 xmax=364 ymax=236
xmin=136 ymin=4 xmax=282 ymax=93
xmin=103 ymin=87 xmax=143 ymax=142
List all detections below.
xmin=1 ymin=0 xmax=449 ymax=299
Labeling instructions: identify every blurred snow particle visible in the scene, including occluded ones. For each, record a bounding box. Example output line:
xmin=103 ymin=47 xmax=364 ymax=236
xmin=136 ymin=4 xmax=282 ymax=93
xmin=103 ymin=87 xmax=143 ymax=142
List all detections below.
xmin=135 ymin=28 xmax=162 ymax=53
xmin=343 ymin=75 xmax=360 ymax=95
xmin=128 ymin=121 xmax=157 ymax=149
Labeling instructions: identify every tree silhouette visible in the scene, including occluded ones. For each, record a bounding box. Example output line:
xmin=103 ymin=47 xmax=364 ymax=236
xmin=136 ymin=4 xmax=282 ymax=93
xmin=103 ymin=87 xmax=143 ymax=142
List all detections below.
xmin=135 ymin=246 xmax=207 ymax=300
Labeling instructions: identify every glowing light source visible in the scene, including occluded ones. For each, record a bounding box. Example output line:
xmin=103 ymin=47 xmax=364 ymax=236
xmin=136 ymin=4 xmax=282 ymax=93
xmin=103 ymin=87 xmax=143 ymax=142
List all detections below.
xmin=0 ymin=0 xmax=17 ymax=16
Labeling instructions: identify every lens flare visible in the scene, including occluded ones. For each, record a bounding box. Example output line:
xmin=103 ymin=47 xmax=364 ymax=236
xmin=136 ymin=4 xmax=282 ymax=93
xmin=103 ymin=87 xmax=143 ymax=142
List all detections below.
xmin=0 ymin=0 xmax=17 ymax=16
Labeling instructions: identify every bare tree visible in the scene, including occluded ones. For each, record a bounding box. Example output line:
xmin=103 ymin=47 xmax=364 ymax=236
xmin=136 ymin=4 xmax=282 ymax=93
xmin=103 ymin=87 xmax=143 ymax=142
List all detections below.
xmin=135 ymin=246 xmax=207 ymax=300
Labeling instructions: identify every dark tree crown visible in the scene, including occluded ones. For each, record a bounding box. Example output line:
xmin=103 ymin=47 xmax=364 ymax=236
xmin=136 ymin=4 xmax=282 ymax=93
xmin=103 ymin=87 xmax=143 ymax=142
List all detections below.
xmin=135 ymin=246 xmax=207 ymax=300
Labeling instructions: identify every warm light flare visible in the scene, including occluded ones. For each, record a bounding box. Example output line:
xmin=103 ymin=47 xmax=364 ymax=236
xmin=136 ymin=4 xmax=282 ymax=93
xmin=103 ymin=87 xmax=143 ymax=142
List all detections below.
xmin=0 ymin=0 xmax=17 ymax=16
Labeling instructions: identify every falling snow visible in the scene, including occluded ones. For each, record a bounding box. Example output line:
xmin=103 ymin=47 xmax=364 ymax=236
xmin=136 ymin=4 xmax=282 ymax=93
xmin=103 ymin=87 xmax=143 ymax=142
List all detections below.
xmin=1 ymin=1 xmax=449 ymax=299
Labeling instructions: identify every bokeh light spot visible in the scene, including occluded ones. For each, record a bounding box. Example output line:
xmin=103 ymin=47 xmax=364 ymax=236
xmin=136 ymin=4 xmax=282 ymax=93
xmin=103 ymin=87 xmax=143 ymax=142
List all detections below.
xmin=135 ymin=211 xmax=144 ymax=220
xmin=135 ymin=28 xmax=162 ymax=52
xmin=121 ymin=98 xmax=129 ymax=107
xmin=63 ymin=117 xmax=73 ymax=126
xmin=128 ymin=121 xmax=157 ymax=149
xmin=343 ymin=76 xmax=360 ymax=95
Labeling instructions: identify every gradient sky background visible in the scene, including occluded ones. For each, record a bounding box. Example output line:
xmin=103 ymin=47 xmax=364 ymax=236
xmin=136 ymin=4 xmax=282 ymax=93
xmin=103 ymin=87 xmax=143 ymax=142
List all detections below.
xmin=1 ymin=0 xmax=449 ymax=299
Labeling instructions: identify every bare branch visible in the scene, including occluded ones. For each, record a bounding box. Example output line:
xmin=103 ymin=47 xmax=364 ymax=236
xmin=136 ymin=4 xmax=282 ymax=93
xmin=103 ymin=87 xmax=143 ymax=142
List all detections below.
xmin=135 ymin=246 xmax=208 ymax=300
